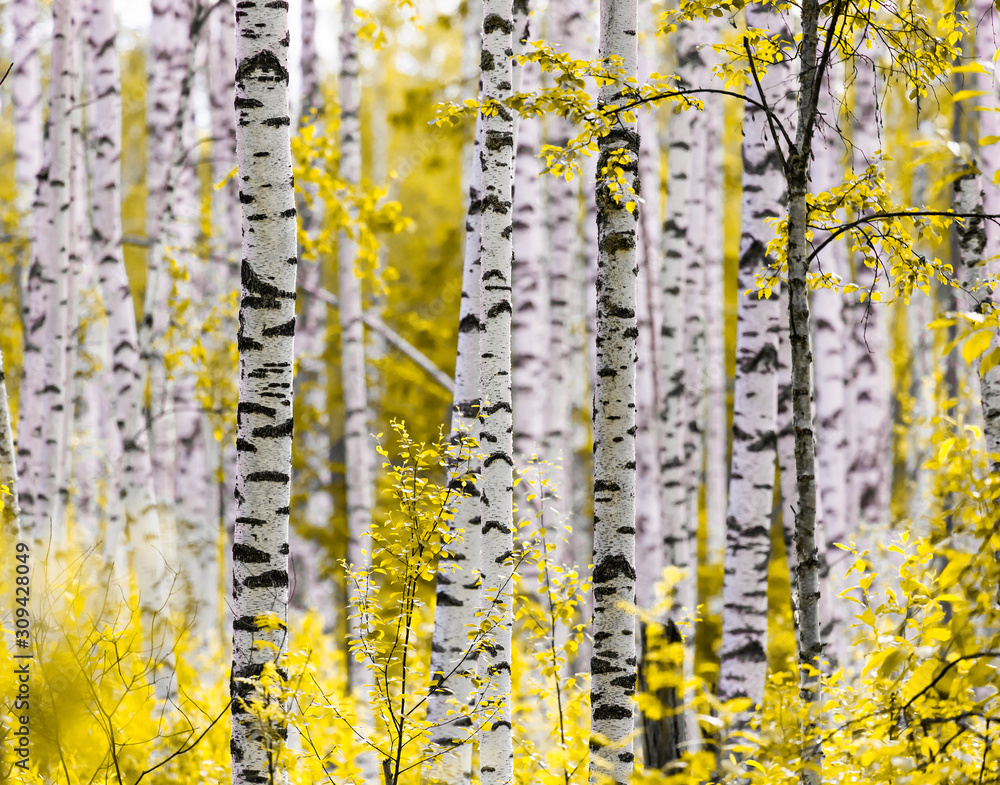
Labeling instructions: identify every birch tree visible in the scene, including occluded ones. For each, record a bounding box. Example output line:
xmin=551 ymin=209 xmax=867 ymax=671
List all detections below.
xmin=717 ymin=0 xmax=791 ymax=709
xmin=0 ymin=347 xmax=20 ymax=540
xmin=845 ymin=53 xmax=890 ymax=525
xmin=423 ymin=113 xmax=484 ymax=785
xmin=785 ymin=0 xmax=826 ymax=776
xmin=229 ymin=1 xmax=298 ymax=781
xmin=590 ymin=0 xmax=639 ymax=780
xmin=811 ymin=76 xmax=851 ymax=658
xmin=19 ymin=0 xmax=76 ymax=554
xmin=512 ymin=30 xmax=551 ymax=469
xmin=974 ymin=0 xmax=1000 ymax=463
xmin=476 ymin=0 xmax=517 ymax=778
xmin=11 ymin=0 xmax=42 ymax=217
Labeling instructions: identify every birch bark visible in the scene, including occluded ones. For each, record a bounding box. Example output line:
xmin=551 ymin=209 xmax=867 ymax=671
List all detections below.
xmin=291 ymin=0 xmax=335 ymax=628
xmin=512 ymin=50 xmax=550 ymax=467
xmin=10 ymin=0 xmax=43 ymax=543
xmin=423 ymin=113 xmax=484 ymax=785
xmin=0 ymin=347 xmax=20 ymax=541
xmin=476 ymin=0 xmax=517 ymax=780
xmin=141 ymin=0 xmax=197 ymax=567
xmin=11 ymin=0 xmax=43 ymax=218
xmin=635 ymin=52 xmax=663 ymax=609
xmin=787 ymin=0 xmax=825 ymax=777
xmin=718 ymin=2 xmax=791 ymax=708
xmin=37 ymin=0 xmax=76 ymax=554
xmin=974 ymin=0 xmax=1000 ymax=465
xmin=811 ymin=77 xmax=851 ymax=660
xmin=590 ymin=0 xmax=639 ymax=780
xmin=230 ymin=2 xmax=297 ymax=781
xmin=845 ymin=54 xmax=890 ymax=526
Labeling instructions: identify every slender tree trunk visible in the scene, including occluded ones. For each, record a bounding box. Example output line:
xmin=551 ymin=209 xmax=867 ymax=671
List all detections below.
xmin=9 ymin=0 xmax=43 ymax=542
xmin=845 ymin=53 xmax=890 ymax=526
xmin=338 ymin=5 xmax=379 ymax=783
xmin=590 ymin=0 xmax=639 ymax=780
xmin=775 ymin=288 xmax=798 ymax=579
xmin=142 ymin=0 xmax=194 ymax=536
xmin=635 ymin=57 xmax=663 ymax=609
xmin=11 ymin=0 xmax=43 ymax=218
xmin=975 ymin=0 xmax=1000 ymax=466
xmin=811 ymin=76 xmax=851 ymax=664
xmin=25 ymin=0 xmax=75 ymax=556
xmin=291 ymin=0 xmax=335 ymax=630
xmin=786 ymin=0 xmax=824 ymax=778
xmin=718 ymin=2 xmax=791 ymax=709
xmin=424 ymin=2 xmax=488 ymax=757
xmin=700 ymin=21 xmax=728 ymax=571
xmin=476 ymin=0 xmax=517 ymax=779
xmin=230 ymin=3 xmax=297 ymax=782
xmin=0 ymin=347 xmax=20 ymax=541
xmin=512 ymin=50 xmax=550 ymax=468
xmin=423 ymin=112 xmax=485 ymax=785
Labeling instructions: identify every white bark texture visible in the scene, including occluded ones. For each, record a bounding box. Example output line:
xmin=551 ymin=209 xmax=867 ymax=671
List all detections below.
xmin=286 ymin=0 xmax=334 ymax=627
xmin=977 ymin=0 xmax=1000 ymax=269
xmin=590 ymin=0 xmax=639 ymax=781
xmin=717 ymin=1 xmax=791 ymax=708
xmin=811 ymin=77 xmax=851 ymax=659
xmin=0 ymin=347 xmax=21 ymax=541
xmin=545 ymin=0 xmax=589 ymax=561
xmin=337 ymin=19 xmax=377 ymax=780
xmin=476 ymin=0 xmax=516 ymax=781
xmin=776 ymin=290 xmax=798 ymax=577
xmin=300 ymin=0 xmax=320 ymax=122
xmin=230 ymin=2 xmax=297 ymax=782
xmin=9 ymin=0 xmax=43 ymax=542
xmin=86 ymin=0 xmax=167 ymax=624
xmin=423 ymin=113 xmax=484 ymax=785
xmin=635 ymin=97 xmax=662 ymax=611
xmin=512 ymin=53 xmax=551 ymax=466
xmin=845 ymin=54 xmax=890 ymax=526
xmin=11 ymin=0 xmax=43 ymax=215
xmin=700 ymin=22 xmax=728 ymax=567
xmin=140 ymin=0 xmax=197 ymax=571
xmin=975 ymin=0 xmax=1000 ymax=465
xmin=27 ymin=0 xmax=75 ymax=554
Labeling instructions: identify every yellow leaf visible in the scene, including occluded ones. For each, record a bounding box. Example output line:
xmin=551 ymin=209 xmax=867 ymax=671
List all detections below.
xmin=952 ymin=89 xmax=991 ymax=102
xmin=962 ymin=330 xmax=993 ymax=363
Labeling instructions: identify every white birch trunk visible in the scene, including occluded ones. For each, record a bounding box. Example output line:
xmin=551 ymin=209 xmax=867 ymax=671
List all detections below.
xmin=845 ymin=54 xmax=890 ymax=527
xmin=230 ymin=2 xmax=297 ymax=781
xmin=590 ymin=0 xmax=639 ymax=780
xmin=717 ymin=3 xmax=791 ymax=708
xmin=776 ymin=291 xmax=798 ymax=578
xmin=512 ymin=54 xmax=550 ymax=467
xmin=290 ymin=0 xmax=334 ymax=630
xmin=0 ymin=347 xmax=21 ymax=541
xmin=423 ymin=113 xmax=485 ymax=785
xmin=141 ymin=0 xmax=196 ymax=543
xmin=811 ymin=75 xmax=851 ymax=665
xmin=700 ymin=21 xmax=728 ymax=569
xmin=338 ymin=6 xmax=379 ymax=783
xmin=38 ymin=0 xmax=76 ymax=555
xmin=476 ymin=1 xmax=516 ymax=781
xmin=208 ymin=1 xmax=241 ymax=639
xmin=85 ymin=0 xmax=163 ymax=592
xmin=635 ymin=90 xmax=662 ymax=611
xmin=11 ymin=0 xmax=43 ymax=217
xmin=975 ymin=0 xmax=1000 ymax=466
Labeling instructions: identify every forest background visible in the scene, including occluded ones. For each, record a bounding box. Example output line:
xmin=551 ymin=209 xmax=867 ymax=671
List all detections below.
xmin=0 ymin=0 xmax=998 ymax=783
